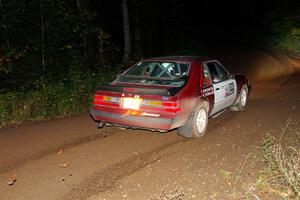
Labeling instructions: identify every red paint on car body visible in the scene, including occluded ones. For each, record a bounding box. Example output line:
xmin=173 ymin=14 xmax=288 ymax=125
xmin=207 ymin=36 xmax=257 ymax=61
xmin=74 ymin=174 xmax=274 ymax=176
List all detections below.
xmin=90 ymin=56 xmax=250 ymax=132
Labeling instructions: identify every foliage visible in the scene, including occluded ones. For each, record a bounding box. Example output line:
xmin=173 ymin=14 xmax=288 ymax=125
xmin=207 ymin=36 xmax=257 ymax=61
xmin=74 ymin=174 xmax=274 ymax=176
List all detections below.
xmin=0 ymin=0 xmax=119 ymax=85
xmin=261 ymin=134 xmax=300 ymax=199
xmin=0 ymin=60 xmax=120 ymax=127
xmin=268 ymin=9 xmax=300 ymax=54
xmin=0 ymin=0 xmax=121 ymax=126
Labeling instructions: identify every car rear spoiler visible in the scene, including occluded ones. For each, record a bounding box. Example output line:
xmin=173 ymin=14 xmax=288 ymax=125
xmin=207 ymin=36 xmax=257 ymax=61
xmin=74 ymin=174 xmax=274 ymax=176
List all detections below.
xmin=97 ymin=84 xmax=183 ymax=96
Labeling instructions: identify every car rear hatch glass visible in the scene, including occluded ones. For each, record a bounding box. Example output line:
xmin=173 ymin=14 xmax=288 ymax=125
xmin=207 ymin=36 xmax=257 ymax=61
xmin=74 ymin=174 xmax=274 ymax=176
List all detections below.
xmin=115 ymin=61 xmax=190 ymax=87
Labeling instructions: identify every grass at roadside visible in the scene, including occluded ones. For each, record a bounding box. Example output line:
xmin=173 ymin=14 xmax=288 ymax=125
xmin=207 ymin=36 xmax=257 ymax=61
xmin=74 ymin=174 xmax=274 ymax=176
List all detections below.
xmin=260 ymin=134 xmax=300 ymax=199
xmin=0 ymin=63 xmax=119 ymax=127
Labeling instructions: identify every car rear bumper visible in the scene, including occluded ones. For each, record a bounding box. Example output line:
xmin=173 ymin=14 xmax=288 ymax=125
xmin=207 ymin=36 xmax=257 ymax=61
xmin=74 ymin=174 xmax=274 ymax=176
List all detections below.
xmin=90 ymin=109 xmax=180 ymax=131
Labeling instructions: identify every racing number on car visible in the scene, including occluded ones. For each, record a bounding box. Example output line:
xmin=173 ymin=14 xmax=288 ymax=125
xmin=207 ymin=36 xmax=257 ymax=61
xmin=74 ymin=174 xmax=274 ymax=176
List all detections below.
xmin=225 ymin=82 xmax=234 ymax=97
xmin=202 ymin=86 xmax=214 ymax=97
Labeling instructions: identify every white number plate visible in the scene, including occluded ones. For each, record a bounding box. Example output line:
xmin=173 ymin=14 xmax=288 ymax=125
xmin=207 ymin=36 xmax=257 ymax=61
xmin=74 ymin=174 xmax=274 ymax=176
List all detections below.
xmin=122 ymin=98 xmax=141 ymax=110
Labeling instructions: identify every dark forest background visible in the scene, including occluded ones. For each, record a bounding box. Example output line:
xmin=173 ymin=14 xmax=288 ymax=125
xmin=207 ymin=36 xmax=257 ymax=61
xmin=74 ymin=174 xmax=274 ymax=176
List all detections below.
xmin=0 ymin=0 xmax=299 ymax=125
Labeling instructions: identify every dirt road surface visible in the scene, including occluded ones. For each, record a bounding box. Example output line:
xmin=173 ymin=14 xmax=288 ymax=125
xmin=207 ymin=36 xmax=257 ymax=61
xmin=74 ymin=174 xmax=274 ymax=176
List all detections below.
xmin=1 ymin=52 xmax=300 ymax=200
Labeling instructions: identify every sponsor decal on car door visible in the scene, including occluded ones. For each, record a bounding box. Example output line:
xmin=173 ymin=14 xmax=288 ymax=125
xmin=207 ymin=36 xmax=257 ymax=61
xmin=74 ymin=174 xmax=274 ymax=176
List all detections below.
xmin=205 ymin=61 xmax=237 ymax=115
xmin=224 ymin=79 xmax=237 ymax=107
xmin=211 ymin=80 xmax=230 ymax=115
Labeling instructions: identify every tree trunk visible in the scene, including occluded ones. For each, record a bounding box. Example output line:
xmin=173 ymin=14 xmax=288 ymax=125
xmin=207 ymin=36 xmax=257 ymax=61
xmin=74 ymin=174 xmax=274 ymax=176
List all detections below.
xmin=0 ymin=0 xmax=9 ymax=48
xmin=76 ymin=0 xmax=87 ymax=62
xmin=76 ymin=0 xmax=82 ymax=15
xmin=122 ymin=0 xmax=131 ymax=62
xmin=40 ymin=0 xmax=45 ymax=72
xmin=133 ymin=14 xmax=142 ymax=57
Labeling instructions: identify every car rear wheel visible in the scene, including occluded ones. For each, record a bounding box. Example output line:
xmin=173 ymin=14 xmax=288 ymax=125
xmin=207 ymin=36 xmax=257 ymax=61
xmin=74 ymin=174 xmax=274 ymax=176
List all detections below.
xmin=231 ymin=85 xmax=248 ymax=111
xmin=177 ymin=101 xmax=208 ymax=138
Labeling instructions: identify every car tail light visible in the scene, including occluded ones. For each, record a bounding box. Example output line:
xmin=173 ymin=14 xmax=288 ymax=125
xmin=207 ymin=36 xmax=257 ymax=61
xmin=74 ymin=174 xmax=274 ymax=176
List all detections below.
xmin=162 ymin=101 xmax=180 ymax=112
xmin=93 ymin=94 xmax=119 ymax=107
xmin=93 ymin=94 xmax=180 ymax=113
xmin=142 ymin=100 xmax=180 ymax=112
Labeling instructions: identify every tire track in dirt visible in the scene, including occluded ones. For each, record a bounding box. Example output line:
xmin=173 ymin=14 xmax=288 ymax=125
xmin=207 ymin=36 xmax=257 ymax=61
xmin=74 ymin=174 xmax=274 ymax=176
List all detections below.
xmin=64 ymin=139 xmax=185 ymax=200
xmin=0 ymin=131 xmax=107 ymax=173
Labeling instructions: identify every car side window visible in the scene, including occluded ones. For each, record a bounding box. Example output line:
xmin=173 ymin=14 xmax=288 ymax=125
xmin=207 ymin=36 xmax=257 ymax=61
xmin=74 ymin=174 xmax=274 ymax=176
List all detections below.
xmin=202 ymin=64 xmax=212 ymax=87
xmin=214 ymin=62 xmax=229 ymax=80
xmin=206 ymin=62 xmax=229 ymax=83
xmin=206 ymin=62 xmax=219 ymax=83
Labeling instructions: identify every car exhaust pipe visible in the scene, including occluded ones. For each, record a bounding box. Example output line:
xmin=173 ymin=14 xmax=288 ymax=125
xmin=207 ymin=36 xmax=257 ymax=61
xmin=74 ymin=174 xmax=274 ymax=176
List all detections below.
xmin=97 ymin=121 xmax=105 ymax=129
xmin=158 ymin=130 xmax=167 ymax=133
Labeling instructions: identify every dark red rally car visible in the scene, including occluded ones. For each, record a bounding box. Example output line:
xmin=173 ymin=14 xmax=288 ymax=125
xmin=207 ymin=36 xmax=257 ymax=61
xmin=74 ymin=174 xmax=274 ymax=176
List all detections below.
xmin=90 ymin=56 xmax=250 ymax=138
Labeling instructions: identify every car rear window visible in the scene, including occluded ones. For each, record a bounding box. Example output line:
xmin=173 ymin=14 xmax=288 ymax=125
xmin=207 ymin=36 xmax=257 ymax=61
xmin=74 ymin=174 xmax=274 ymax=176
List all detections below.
xmin=126 ymin=61 xmax=189 ymax=77
xmin=115 ymin=61 xmax=190 ymax=87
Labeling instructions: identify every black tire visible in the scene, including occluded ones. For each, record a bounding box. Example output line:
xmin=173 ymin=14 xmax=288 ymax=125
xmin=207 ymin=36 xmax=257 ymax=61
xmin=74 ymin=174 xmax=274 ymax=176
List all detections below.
xmin=177 ymin=101 xmax=209 ymax=138
xmin=231 ymin=85 xmax=248 ymax=111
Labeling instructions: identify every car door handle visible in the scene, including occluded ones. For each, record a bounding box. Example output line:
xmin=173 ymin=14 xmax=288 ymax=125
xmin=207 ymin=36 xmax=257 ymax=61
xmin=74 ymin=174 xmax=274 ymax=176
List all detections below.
xmin=216 ymin=88 xmax=220 ymax=91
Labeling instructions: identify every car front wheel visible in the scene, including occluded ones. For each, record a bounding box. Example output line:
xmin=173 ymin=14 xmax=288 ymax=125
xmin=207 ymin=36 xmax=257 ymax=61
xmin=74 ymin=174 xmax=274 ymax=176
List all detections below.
xmin=231 ymin=85 xmax=248 ymax=111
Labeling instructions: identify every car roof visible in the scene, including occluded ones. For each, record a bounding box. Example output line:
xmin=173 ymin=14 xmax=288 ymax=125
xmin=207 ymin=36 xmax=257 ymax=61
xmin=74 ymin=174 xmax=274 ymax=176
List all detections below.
xmin=142 ymin=56 xmax=212 ymax=63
